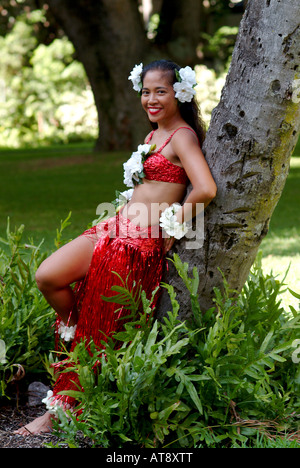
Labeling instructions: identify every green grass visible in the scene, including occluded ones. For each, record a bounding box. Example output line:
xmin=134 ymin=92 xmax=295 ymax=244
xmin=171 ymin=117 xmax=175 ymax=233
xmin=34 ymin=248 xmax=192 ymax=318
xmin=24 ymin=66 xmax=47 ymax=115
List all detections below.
xmin=232 ymin=432 xmax=300 ymax=448
xmin=0 ymin=142 xmax=125 ymax=251
xmin=260 ymin=153 xmax=300 ymax=310
xmin=0 ymin=139 xmax=299 ymax=307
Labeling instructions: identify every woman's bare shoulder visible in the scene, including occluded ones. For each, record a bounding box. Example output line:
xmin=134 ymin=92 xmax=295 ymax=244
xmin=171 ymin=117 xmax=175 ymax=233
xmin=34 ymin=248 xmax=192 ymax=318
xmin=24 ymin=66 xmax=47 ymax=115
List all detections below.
xmin=171 ymin=126 xmax=200 ymax=150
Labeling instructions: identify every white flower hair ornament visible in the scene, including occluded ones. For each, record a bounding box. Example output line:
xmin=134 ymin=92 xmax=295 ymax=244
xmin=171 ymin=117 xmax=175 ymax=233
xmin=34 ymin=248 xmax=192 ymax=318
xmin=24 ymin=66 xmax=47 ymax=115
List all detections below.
xmin=173 ymin=66 xmax=197 ymax=103
xmin=128 ymin=63 xmax=197 ymax=103
xmin=128 ymin=63 xmax=143 ymax=92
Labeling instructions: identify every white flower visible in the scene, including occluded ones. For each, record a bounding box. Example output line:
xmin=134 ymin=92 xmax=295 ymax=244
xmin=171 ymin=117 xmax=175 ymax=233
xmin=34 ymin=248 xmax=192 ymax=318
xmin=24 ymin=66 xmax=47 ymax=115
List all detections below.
xmin=42 ymin=390 xmax=71 ymax=415
xmin=123 ymin=151 xmax=144 ymax=187
xmin=173 ymin=81 xmax=196 ymax=103
xmin=178 ymin=66 xmax=197 ymax=86
xmin=115 ymin=189 xmax=134 ymax=213
xmin=58 ymin=321 xmax=77 ymax=342
xmin=42 ymin=390 xmax=59 ymax=414
xmin=172 ymin=222 xmax=189 ymax=239
xmin=137 ymin=143 xmax=152 ymax=155
xmin=117 ymin=189 xmax=134 ymax=203
xmin=123 ymin=143 xmax=152 ymax=188
xmin=173 ymin=66 xmax=197 ymax=103
xmin=159 ymin=203 xmax=189 ymax=239
xmin=128 ymin=63 xmax=143 ymax=92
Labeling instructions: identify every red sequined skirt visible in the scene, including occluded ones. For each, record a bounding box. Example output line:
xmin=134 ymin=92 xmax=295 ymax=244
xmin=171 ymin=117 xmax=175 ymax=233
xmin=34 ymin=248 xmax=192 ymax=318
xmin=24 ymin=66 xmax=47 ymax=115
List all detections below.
xmin=51 ymin=210 xmax=166 ymax=408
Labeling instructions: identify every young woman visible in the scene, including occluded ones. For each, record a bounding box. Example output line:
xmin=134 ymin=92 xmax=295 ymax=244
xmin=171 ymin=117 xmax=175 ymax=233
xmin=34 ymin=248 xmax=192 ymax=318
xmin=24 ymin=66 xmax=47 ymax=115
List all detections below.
xmin=15 ymin=59 xmax=217 ymax=436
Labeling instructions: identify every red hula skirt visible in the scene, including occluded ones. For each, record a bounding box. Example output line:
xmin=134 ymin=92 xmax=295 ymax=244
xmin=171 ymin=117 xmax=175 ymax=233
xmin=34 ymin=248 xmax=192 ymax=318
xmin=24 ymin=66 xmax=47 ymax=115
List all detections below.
xmin=51 ymin=210 xmax=166 ymax=409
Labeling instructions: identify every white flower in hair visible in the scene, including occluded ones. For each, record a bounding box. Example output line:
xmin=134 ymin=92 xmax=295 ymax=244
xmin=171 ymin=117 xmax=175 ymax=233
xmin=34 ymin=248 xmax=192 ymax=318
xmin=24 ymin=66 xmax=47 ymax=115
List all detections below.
xmin=173 ymin=81 xmax=196 ymax=103
xmin=173 ymin=66 xmax=197 ymax=103
xmin=128 ymin=63 xmax=143 ymax=92
xmin=178 ymin=66 xmax=197 ymax=86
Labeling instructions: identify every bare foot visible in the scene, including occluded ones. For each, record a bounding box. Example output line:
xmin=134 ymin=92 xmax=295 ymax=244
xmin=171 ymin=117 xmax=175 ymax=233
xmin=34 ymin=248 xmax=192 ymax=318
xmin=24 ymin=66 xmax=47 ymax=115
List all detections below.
xmin=14 ymin=411 xmax=54 ymax=436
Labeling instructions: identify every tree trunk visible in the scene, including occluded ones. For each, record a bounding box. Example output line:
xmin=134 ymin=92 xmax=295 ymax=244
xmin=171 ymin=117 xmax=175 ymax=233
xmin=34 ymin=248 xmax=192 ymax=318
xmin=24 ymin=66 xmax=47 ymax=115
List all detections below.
xmin=157 ymin=0 xmax=300 ymax=320
xmin=154 ymin=0 xmax=204 ymax=64
xmin=45 ymin=0 xmax=214 ymax=150
xmin=47 ymin=0 xmax=150 ymax=150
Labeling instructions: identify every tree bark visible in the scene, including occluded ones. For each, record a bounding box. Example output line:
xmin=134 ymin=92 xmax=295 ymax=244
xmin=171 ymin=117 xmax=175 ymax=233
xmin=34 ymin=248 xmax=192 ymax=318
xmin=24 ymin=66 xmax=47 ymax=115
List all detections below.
xmin=46 ymin=0 xmax=150 ymax=150
xmin=158 ymin=0 xmax=300 ymax=320
xmin=154 ymin=0 xmax=204 ymax=64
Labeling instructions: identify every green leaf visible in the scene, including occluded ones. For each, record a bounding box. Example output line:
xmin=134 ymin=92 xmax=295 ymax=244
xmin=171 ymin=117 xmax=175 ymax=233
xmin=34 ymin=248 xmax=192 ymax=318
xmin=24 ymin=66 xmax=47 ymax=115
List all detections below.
xmin=0 ymin=340 xmax=7 ymax=364
xmin=288 ymin=288 xmax=300 ymax=299
xmin=259 ymin=329 xmax=274 ymax=354
xmin=185 ymin=380 xmax=203 ymax=415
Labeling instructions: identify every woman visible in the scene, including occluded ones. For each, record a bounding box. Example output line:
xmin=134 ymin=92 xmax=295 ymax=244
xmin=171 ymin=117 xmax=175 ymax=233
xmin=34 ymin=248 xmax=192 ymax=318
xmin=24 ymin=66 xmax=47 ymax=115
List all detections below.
xmin=15 ymin=59 xmax=217 ymax=436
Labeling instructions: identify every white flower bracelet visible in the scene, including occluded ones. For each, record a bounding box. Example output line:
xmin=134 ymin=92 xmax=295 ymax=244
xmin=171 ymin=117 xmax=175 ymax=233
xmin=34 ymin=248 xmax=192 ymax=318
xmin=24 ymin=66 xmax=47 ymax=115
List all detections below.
xmin=57 ymin=321 xmax=77 ymax=342
xmin=159 ymin=203 xmax=189 ymax=240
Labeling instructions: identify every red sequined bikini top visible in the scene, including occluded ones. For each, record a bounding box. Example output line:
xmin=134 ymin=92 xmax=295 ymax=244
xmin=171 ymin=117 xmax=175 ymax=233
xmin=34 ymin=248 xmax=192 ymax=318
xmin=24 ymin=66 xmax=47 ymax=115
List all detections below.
xmin=143 ymin=127 xmax=199 ymax=185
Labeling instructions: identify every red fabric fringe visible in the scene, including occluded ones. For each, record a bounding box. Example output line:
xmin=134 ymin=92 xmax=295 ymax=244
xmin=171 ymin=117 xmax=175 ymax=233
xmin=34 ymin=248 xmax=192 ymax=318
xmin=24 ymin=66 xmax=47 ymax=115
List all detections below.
xmin=51 ymin=212 xmax=166 ymax=408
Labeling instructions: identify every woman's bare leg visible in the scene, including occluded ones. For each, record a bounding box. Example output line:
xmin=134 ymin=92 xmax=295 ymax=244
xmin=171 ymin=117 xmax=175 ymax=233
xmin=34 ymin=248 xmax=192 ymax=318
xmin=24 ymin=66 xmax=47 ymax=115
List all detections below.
xmin=35 ymin=235 xmax=95 ymax=325
xmin=14 ymin=235 xmax=95 ymax=436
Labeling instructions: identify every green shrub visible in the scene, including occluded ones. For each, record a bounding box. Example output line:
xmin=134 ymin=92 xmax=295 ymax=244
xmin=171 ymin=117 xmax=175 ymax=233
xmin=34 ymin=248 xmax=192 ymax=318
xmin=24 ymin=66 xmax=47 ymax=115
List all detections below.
xmin=51 ymin=253 xmax=300 ymax=448
xmin=0 ymin=220 xmax=56 ymax=397
xmin=0 ymin=11 xmax=97 ymax=148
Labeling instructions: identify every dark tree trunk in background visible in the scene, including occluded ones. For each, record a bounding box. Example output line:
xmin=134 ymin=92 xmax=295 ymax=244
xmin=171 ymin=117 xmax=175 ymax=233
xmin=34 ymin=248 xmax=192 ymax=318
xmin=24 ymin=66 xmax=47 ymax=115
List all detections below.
xmin=45 ymin=0 xmax=215 ymax=150
xmin=157 ymin=0 xmax=300 ymax=319
xmin=154 ymin=0 xmax=204 ymax=64
xmin=47 ymin=0 xmax=150 ymax=150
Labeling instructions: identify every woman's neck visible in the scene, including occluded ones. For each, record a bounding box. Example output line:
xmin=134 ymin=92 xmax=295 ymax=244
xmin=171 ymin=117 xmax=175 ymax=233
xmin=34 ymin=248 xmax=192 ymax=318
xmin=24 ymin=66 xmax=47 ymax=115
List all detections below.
xmin=156 ymin=116 xmax=186 ymax=134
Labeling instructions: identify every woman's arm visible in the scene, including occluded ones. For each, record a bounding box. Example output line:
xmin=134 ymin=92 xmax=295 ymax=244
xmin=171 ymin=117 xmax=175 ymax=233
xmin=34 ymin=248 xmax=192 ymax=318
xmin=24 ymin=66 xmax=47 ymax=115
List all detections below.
xmin=171 ymin=129 xmax=217 ymax=224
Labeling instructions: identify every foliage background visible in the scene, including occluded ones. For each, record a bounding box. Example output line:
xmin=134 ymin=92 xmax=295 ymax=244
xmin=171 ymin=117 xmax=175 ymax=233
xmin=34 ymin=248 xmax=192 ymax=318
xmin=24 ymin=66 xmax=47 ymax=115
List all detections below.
xmin=0 ymin=3 xmax=239 ymax=148
xmin=0 ymin=9 xmax=98 ymax=148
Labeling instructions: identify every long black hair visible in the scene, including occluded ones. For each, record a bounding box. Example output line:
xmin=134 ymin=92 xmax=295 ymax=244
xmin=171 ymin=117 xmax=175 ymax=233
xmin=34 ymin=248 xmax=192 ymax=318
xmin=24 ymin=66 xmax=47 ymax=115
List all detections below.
xmin=141 ymin=60 xmax=206 ymax=147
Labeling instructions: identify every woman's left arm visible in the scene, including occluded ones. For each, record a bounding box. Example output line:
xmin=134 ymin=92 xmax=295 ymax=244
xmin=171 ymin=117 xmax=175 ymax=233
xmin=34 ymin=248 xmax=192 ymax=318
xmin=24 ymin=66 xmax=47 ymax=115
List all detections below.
xmin=172 ymin=130 xmax=217 ymax=224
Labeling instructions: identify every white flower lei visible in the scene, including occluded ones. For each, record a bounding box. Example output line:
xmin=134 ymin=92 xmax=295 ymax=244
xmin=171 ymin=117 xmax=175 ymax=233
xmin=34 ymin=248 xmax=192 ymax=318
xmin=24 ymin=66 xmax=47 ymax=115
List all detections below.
xmin=128 ymin=63 xmax=197 ymax=103
xmin=123 ymin=143 xmax=156 ymax=188
xmin=159 ymin=203 xmax=189 ymax=240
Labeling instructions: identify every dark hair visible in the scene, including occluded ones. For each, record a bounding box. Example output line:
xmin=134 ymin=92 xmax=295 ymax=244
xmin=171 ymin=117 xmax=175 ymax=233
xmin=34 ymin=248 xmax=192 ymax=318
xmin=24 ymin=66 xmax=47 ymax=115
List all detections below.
xmin=141 ymin=60 xmax=206 ymax=147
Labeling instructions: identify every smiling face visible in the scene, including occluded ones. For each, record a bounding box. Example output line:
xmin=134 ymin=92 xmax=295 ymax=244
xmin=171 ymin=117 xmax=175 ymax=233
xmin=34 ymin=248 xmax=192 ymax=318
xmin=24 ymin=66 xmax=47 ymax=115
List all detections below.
xmin=141 ymin=69 xmax=180 ymax=126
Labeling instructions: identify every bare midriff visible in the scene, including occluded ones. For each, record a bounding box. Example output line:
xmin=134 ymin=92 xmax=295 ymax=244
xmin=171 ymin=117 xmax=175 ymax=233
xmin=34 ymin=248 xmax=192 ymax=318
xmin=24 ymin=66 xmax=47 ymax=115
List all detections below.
xmin=121 ymin=178 xmax=186 ymax=227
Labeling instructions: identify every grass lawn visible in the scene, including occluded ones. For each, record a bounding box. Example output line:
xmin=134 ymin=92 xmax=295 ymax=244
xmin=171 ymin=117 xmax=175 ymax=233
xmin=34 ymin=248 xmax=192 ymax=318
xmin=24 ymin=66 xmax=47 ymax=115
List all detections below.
xmin=0 ymin=139 xmax=299 ymax=309
xmin=0 ymin=142 xmax=124 ymax=249
xmin=260 ymin=140 xmax=300 ymax=310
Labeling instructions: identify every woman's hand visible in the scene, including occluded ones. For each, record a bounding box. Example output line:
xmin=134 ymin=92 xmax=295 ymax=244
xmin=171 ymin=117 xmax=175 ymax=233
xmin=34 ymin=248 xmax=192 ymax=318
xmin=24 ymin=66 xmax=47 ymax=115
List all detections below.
xmin=163 ymin=236 xmax=176 ymax=253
